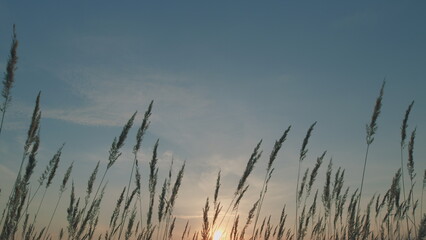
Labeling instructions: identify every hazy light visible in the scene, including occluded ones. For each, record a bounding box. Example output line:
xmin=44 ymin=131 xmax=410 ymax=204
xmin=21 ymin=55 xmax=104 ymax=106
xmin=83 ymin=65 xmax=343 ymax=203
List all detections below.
xmin=213 ymin=229 xmax=224 ymax=240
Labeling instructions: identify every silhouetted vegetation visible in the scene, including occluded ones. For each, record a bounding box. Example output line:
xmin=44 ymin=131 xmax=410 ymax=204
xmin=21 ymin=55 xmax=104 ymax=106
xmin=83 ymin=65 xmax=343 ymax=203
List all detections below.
xmin=1 ymin=26 xmax=425 ymax=240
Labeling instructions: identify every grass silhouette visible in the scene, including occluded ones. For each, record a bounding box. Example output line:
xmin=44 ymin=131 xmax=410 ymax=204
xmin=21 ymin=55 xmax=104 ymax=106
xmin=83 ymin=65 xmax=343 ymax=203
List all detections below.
xmin=0 ymin=26 xmax=425 ymax=240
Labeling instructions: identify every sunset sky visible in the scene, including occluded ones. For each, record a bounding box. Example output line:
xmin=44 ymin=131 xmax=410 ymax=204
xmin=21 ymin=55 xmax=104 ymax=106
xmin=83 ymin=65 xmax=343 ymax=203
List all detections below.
xmin=1 ymin=1 xmax=426 ymax=238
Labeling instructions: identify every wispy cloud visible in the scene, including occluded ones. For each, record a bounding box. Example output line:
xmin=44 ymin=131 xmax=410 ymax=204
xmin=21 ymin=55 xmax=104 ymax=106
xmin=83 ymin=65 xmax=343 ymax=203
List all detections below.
xmin=44 ymin=66 xmax=211 ymax=127
xmin=39 ymin=65 xmax=268 ymax=163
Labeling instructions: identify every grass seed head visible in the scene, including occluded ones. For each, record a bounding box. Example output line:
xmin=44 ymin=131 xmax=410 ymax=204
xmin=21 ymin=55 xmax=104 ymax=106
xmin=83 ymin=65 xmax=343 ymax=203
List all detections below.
xmin=1 ymin=24 xmax=18 ymax=107
xmin=401 ymin=101 xmax=414 ymax=147
xmin=60 ymin=162 xmax=73 ymax=193
xmin=366 ymin=81 xmax=385 ymax=145
xmin=407 ymin=128 xmax=416 ymax=181
xmin=236 ymin=140 xmax=262 ymax=195
xmin=300 ymin=122 xmax=316 ymax=162
xmin=46 ymin=144 xmax=65 ymax=188
xmin=134 ymin=100 xmax=153 ymax=153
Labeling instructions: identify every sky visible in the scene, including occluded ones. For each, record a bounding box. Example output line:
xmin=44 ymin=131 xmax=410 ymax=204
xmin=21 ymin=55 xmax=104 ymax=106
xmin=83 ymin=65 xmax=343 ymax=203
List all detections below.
xmin=0 ymin=1 xmax=426 ymax=238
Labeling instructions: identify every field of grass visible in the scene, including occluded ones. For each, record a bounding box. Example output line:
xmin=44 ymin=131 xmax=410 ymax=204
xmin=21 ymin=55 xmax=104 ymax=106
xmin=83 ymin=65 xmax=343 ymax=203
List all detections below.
xmin=1 ymin=26 xmax=425 ymax=240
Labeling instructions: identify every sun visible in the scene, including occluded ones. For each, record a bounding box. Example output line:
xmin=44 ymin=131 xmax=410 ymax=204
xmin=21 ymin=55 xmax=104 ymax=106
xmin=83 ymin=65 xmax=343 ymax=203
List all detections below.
xmin=213 ymin=229 xmax=225 ymax=240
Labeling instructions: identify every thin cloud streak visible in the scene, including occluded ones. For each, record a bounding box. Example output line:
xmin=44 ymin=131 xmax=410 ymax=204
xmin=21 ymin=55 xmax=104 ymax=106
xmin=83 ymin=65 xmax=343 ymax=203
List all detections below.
xmin=45 ymin=67 xmax=210 ymax=126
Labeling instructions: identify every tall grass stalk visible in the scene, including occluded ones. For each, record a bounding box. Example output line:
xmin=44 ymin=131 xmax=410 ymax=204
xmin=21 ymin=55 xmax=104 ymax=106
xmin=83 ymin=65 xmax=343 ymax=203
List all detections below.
xmin=276 ymin=205 xmax=287 ymax=240
xmin=92 ymin=112 xmax=137 ymax=209
xmin=0 ymin=92 xmax=40 ymax=229
xmin=135 ymin=101 xmax=153 ymax=225
xmin=239 ymin=199 xmax=258 ymax=240
xmin=157 ymin=158 xmax=173 ymax=240
xmin=1 ymin=129 xmax=39 ymax=239
xmin=359 ymin=81 xmax=385 ymax=211
xmin=85 ymin=161 xmax=100 ymax=212
xmin=212 ymin=170 xmax=221 ymax=227
xmin=135 ymin=157 xmax=143 ymax=229
xmin=118 ymin=101 xmax=153 ymax=239
xmin=215 ymin=140 xmax=262 ymax=232
xmin=251 ymin=126 xmax=290 ymax=239
xmin=108 ymin=187 xmax=126 ymax=239
xmin=322 ymin=158 xmax=332 ymax=238
xmin=407 ymin=128 xmax=417 ymax=235
xmin=76 ymin=112 xmax=136 ymax=239
xmin=0 ymin=24 xmax=18 ymax=138
xmin=201 ymin=198 xmax=209 ymax=240
xmin=400 ymin=100 xmax=414 ymax=237
xmin=181 ymin=220 xmax=189 ymax=240
xmin=43 ymin=162 xmax=73 ymax=240
xmin=117 ymin=187 xmax=138 ymax=239
xmin=20 ymin=144 xmax=64 ymax=222
xmin=32 ymin=144 xmax=64 ymax=225
xmin=161 ymin=162 xmax=185 ymax=240
xmin=147 ymin=139 xmax=159 ymax=229
xmin=295 ymin=121 xmax=316 ymax=240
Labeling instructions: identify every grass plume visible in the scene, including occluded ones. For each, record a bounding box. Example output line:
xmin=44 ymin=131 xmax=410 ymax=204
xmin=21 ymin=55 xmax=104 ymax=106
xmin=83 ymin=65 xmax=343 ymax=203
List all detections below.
xmin=0 ymin=24 xmax=18 ymax=138
xmin=359 ymin=81 xmax=385 ymax=210
xmin=252 ymin=126 xmax=291 ymax=238
xmin=295 ymin=121 xmax=316 ymax=239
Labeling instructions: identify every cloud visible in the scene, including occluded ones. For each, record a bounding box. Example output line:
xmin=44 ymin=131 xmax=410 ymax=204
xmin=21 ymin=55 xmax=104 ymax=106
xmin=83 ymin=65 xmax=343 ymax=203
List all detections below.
xmin=38 ymin=65 xmax=267 ymax=164
xmin=43 ymin=66 xmax=212 ymax=127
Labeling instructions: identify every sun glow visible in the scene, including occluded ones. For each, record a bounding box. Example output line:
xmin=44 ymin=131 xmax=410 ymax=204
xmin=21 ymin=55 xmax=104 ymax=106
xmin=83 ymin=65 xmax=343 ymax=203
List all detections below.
xmin=213 ymin=229 xmax=225 ymax=240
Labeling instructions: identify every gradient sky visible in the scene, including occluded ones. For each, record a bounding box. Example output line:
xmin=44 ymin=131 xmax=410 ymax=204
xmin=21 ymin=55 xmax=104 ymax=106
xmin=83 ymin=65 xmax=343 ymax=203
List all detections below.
xmin=1 ymin=1 xmax=426 ymax=238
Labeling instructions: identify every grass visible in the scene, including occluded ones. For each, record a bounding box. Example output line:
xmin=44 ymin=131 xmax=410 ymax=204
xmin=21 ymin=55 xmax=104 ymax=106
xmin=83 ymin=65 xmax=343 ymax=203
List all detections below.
xmin=1 ymin=26 xmax=426 ymax=240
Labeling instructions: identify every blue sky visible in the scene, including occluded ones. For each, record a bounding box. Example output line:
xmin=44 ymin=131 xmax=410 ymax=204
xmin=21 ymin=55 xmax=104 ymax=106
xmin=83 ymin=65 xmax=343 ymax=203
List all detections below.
xmin=1 ymin=1 xmax=426 ymax=237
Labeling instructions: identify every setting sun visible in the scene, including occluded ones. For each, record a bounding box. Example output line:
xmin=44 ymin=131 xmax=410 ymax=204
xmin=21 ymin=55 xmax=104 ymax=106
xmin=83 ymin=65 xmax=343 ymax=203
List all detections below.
xmin=213 ymin=229 xmax=225 ymax=240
